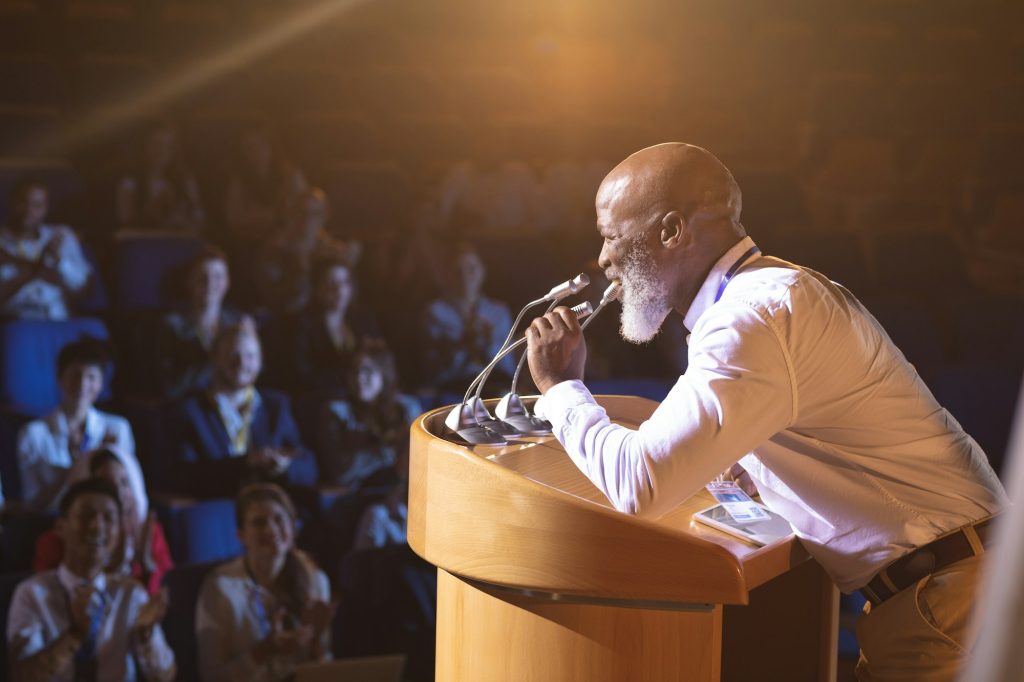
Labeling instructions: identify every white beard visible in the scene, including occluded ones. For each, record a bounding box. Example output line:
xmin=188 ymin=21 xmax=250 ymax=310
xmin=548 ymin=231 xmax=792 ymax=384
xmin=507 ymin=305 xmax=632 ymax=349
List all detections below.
xmin=617 ymin=237 xmax=672 ymax=344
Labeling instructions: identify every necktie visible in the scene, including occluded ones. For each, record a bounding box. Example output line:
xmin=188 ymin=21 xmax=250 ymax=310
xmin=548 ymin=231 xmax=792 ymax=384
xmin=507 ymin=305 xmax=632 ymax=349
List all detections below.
xmin=73 ymin=589 xmax=102 ymax=682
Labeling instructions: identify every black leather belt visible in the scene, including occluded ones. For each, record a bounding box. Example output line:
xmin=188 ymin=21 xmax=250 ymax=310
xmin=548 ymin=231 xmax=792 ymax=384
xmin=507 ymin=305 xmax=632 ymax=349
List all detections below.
xmin=861 ymin=516 xmax=996 ymax=607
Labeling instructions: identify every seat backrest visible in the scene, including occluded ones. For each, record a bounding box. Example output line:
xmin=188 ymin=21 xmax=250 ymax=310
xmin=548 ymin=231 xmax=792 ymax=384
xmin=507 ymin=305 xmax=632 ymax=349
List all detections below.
xmin=155 ymin=497 xmax=242 ymax=565
xmin=0 ymin=318 xmax=110 ymax=416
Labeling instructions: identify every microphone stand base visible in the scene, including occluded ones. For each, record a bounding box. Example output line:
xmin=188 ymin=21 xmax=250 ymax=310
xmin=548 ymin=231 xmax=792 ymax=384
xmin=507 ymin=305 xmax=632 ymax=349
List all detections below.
xmin=500 ymin=414 xmax=553 ymax=436
xmin=451 ymin=425 xmax=509 ymax=445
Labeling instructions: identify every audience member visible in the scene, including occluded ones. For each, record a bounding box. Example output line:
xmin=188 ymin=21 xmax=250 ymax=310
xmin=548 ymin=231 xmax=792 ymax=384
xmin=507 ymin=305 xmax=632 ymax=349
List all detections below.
xmin=251 ymin=187 xmax=360 ymax=315
xmin=318 ymin=344 xmax=420 ymax=489
xmin=224 ymin=125 xmax=307 ymax=246
xmin=6 ymin=478 xmax=176 ymax=682
xmin=270 ymin=256 xmax=380 ymax=395
xmin=195 ymin=483 xmax=333 ymax=681
xmin=176 ymin=318 xmax=317 ymax=498
xmin=0 ymin=177 xmax=92 ymax=320
xmin=156 ymin=245 xmax=242 ymax=401
xmin=115 ymin=122 xmax=205 ymax=233
xmin=33 ymin=448 xmax=174 ymax=596
xmin=17 ymin=338 xmax=145 ymax=514
xmin=420 ymin=243 xmax=514 ymax=390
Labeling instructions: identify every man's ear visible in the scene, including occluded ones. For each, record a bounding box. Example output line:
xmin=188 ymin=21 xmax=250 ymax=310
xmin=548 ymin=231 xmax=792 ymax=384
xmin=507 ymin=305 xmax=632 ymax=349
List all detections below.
xmin=660 ymin=211 xmax=687 ymax=248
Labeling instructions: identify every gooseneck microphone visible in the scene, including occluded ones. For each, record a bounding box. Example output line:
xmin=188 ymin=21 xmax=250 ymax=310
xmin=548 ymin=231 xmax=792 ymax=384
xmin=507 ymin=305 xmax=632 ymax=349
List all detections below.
xmin=495 ymin=281 xmax=622 ymax=434
xmin=444 ymin=296 xmax=594 ymax=445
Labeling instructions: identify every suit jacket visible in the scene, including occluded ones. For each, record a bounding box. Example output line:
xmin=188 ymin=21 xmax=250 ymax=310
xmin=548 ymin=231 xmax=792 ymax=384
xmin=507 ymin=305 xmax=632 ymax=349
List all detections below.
xmin=175 ymin=388 xmax=317 ymax=498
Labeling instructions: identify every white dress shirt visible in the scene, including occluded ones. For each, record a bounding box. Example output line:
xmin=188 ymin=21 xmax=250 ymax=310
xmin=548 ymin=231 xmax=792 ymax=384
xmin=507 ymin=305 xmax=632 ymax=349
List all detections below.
xmin=0 ymin=223 xmax=91 ymax=320
xmin=17 ymin=408 xmax=148 ymax=524
xmin=536 ymin=237 xmax=1007 ymax=591
xmin=6 ymin=565 xmax=176 ymax=681
xmin=195 ymin=556 xmax=332 ymax=682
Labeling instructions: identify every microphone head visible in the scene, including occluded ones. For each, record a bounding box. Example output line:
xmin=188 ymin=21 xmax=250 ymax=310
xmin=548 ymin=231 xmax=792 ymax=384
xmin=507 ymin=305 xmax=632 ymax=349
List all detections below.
xmin=568 ymin=272 xmax=590 ymax=294
xmin=601 ymin=281 xmax=622 ymax=304
xmin=544 ymin=273 xmax=591 ymax=301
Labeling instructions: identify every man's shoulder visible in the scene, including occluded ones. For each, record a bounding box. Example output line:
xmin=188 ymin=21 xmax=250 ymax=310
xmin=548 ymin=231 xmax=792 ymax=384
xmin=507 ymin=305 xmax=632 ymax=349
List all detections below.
xmin=10 ymin=570 xmax=60 ymax=603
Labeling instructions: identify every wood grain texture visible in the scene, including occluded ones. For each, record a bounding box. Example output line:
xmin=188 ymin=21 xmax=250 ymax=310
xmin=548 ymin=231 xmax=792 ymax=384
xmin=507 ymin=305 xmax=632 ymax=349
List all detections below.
xmin=436 ymin=569 xmax=723 ymax=682
xmin=409 ymin=395 xmax=810 ymax=605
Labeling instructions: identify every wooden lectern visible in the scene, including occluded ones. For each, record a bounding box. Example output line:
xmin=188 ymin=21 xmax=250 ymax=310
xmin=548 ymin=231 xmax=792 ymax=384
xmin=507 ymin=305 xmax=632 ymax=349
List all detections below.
xmin=408 ymin=396 xmax=838 ymax=682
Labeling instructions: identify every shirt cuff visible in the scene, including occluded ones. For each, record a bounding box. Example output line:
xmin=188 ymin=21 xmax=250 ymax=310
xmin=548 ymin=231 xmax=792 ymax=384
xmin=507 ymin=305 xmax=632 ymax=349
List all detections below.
xmin=534 ymin=380 xmax=597 ymax=426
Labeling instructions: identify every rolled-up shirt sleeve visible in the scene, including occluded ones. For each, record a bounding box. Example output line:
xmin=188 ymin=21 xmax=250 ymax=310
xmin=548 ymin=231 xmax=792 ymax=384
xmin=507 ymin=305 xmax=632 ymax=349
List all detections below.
xmin=536 ymin=301 xmax=796 ymax=519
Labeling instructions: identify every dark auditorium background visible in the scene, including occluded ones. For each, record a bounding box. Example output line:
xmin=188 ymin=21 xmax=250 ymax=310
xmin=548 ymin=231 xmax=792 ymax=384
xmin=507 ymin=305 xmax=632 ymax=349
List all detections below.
xmin=0 ymin=0 xmax=1022 ymax=680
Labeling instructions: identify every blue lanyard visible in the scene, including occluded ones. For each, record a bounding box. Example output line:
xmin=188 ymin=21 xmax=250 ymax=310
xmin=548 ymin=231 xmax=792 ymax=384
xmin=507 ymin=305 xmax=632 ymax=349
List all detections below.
xmin=246 ymin=579 xmax=273 ymax=638
xmin=713 ymin=246 xmax=761 ymax=303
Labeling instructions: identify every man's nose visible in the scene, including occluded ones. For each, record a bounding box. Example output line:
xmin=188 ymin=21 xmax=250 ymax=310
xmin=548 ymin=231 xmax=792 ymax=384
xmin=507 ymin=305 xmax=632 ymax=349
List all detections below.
xmin=597 ymin=242 xmax=612 ymax=270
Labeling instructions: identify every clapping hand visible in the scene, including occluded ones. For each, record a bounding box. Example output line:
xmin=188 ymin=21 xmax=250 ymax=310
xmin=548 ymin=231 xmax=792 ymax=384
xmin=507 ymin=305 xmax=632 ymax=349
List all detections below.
xmin=302 ymin=599 xmax=338 ymax=639
xmin=248 ymin=447 xmax=297 ymax=475
xmin=255 ymin=609 xmax=313 ymax=662
xmin=134 ymin=588 xmax=168 ymax=643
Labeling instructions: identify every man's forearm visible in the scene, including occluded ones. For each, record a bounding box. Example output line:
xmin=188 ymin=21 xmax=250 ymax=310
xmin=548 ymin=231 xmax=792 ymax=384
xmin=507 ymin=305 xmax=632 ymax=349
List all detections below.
xmin=11 ymin=630 xmax=82 ymax=682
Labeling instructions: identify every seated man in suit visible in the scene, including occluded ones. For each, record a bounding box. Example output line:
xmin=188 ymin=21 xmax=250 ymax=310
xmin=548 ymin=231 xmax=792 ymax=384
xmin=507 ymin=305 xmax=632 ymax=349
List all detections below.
xmin=175 ymin=317 xmax=317 ymax=499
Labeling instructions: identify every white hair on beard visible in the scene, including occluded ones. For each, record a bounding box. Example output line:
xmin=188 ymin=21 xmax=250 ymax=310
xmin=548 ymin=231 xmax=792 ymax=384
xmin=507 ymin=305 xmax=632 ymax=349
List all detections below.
xmin=617 ymin=234 xmax=672 ymax=344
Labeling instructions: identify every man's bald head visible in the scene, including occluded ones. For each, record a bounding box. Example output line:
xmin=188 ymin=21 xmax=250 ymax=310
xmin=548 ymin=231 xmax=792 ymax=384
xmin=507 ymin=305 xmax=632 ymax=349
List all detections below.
xmin=595 ymin=143 xmax=749 ymax=339
xmin=598 ymin=142 xmax=743 ymax=231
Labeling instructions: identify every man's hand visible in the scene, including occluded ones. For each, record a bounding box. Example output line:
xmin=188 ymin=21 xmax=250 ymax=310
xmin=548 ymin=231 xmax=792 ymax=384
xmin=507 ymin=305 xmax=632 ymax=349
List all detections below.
xmin=526 ymin=306 xmax=587 ymax=394
xmin=248 ymin=447 xmax=295 ymax=475
xmin=134 ymin=588 xmax=169 ymax=643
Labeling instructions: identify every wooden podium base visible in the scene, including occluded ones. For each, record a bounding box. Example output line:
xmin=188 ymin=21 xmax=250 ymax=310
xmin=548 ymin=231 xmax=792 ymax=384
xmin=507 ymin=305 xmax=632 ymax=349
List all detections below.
xmin=435 ymin=559 xmax=837 ymax=682
xmin=435 ymin=569 xmax=723 ymax=682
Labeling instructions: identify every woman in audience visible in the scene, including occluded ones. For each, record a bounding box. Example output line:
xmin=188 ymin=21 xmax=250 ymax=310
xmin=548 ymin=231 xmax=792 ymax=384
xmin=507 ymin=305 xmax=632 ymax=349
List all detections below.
xmin=196 ymin=483 xmax=333 ymax=681
xmin=176 ymin=318 xmax=318 ymax=499
xmin=251 ymin=187 xmax=359 ymax=316
xmin=116 ymin=122 xmax=205 ymax=233
xmin=224 ymin=124 xmax=307 ymax=246
xmin=33 ymin=448 xmax=174 ymax=596
xmin=318 ymin=343 xmax=420 ymax=489
xmin=156 ymin=245 xmax=241 ymax=401
xmin=0 ymin=177 xmax=92 ymax=320
xmin=269 ymin=256 xmax=379 ymax=394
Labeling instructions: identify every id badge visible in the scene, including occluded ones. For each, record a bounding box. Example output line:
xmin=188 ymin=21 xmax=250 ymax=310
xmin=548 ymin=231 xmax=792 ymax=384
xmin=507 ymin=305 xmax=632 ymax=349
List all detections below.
xmin=706 ymin=480 xmax=771 ymax=523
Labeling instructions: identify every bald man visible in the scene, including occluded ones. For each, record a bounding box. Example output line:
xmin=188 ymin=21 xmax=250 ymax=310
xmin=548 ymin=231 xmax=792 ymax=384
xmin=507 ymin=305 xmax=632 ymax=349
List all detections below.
xmin=527 ymin=143 xmax=1006 ymax=682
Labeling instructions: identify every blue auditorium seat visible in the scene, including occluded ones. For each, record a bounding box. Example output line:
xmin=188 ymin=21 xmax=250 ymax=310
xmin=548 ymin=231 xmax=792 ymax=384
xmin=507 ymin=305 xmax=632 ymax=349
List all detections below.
xmin=0 ymin=317 xmax=110 ymax=416
xmin=155 ymin=497 xmax=241 ymax=565
xmin=114 ymin=233 xmax=203 ymax=311
xmin=161 ymin=560 xmax=221 ymax=682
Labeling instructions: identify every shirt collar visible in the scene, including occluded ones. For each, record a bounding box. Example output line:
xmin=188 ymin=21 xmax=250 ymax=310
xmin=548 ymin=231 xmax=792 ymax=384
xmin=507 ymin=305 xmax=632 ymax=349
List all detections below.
xmin=683 ymin=236 xmax=760 ymax=331
xmin=57 ymin=563 xmax=107 ymax=595
xmin=48 ymin=407 xmax=101 ymax=437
